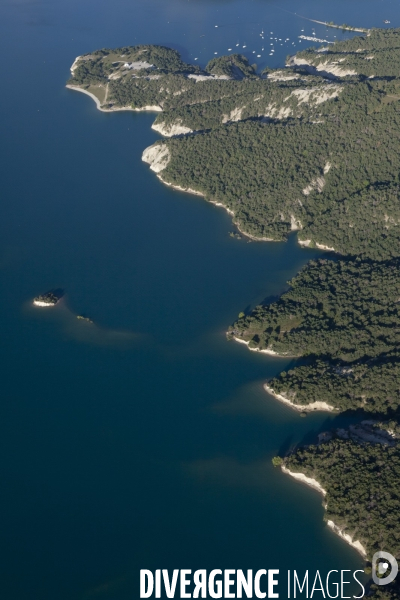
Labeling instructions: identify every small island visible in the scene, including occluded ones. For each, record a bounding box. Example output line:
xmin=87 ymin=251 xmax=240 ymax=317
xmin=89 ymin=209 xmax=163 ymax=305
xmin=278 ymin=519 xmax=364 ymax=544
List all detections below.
xmin=77 ymin=315 xmax=94 ymax=324
xmin=33 ymin=291 xmax=63 ymax=307
xmin=67 ymin=31 xmax=400 ymax=599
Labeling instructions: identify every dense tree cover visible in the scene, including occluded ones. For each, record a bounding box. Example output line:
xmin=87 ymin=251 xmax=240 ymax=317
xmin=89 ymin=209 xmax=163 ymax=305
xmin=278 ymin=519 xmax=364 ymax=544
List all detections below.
xmin=269 ymin=354 xmax=400 ymax=413
xmin=229 ymin=257 xmax=400 ymax=412
xmin=68 ymin=33 xmax=400 ymax=568
xmin=304 ymin=182 xmax=400 ymax=261
xmin=160 ymin=80 xmax=400 ymax=251
xmin=296 ymin=28 xmax=400 ymax=79
xmin=71 ymin=55 xmax=108 ymax=84
xmin=70 ymin=45 xmax=202 ymax=86
xmin=152 ymin=74 xmax=330 ymax=131
xmin=205 ymin=54 xmax=257 ymax=78
xmin=69 ymin=44 xmax=336 ymax=130
xmin=284 ymin=437 xmax=400 ymax=560
xmin=108 ymin=73 xmax=323 ymax=128
xmin=229 ymin=258 xmax=400 ymax=361
xmin=366 ymin=581 xmax=400 ymax=600
xmin=165 ymin=118 xmax=328 ymax=239
xmin=379 ymin=420 xmax=400 ymax=437
xmin=69 ymin=32 xmax=400 ymax=255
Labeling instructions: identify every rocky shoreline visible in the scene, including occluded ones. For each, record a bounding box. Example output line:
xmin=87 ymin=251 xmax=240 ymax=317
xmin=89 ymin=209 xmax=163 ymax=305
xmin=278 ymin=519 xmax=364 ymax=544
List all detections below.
xmin=281 ymin=466 xmax=367 ymax=558
xmin=66 ymin=84 xmax=162 ymax=113
xmin=264 ymin=384 xmax=336 ymax=413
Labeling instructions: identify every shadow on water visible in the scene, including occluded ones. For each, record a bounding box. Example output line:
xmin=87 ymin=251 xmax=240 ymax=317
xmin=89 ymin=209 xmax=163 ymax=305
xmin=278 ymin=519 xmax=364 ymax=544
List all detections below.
xmin=45 ymin=287 xmax=65 ymax=300
xmin=184 ymin=455 xmax=275 ymax=491
xmin=1 ymin=0 xmax=392 ymax=596
xmin=241 ymin=294 xmax=281 ymax=315
xmin=211 ymin=378 xmax=276 ymax=418
xmin=294 ymin=409 xmax=389 ymax=450
xmin=25 ymin=297 xmax=142 ymax=348
xmin=278 ymin=434 xmax=294 ymax=457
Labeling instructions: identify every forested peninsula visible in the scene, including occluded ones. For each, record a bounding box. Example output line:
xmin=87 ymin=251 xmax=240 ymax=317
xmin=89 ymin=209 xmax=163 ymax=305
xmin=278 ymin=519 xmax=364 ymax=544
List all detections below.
xmin=229 ymin=257 xmax=400 ymax=413
xmin=274 ymin=421 xmax=400 ymax=599
xmin=67 ymin=29 xmax=400 ymax=596
xmin=281 ymin=422 xmax=400 ymax=559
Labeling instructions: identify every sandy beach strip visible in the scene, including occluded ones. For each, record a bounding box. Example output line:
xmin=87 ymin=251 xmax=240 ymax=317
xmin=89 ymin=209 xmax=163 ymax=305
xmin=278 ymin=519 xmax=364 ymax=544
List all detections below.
xmin=66 ymin=85 xmax=162 ymax=113
xmin=154 ymin=171 xmax=280 ymax=241
xmin=157 ymin=175 xmax=204 ymax=196
xmin=233 ymin=336 xmax=292 ymax=357
xmin=327 ymin=521 xmax=367 ymax=558
xmin=264 ymin=384 xmax=336 ymax=412
xmin=281 ymin=467 xmax=367 ymax=557
xmin=281 ymin=465 xmax=327 ymax=495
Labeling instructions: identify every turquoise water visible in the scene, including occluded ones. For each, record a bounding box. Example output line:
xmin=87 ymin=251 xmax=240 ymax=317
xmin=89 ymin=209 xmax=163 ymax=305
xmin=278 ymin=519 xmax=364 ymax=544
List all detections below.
xmin=1 ymin=0 xmax=399 ymax=598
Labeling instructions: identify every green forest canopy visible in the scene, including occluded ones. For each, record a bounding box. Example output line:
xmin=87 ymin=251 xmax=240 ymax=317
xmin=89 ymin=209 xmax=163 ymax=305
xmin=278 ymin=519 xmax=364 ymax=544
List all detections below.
xmin=284 ymin=435 xmax=400 ymax=561
xmin=229 ymin=257 xmax=400 ymax=413
xmin=69 ymin=31 xmax=400 ymax=258
xmin=68 ymin=33 xmax=400 ymax=595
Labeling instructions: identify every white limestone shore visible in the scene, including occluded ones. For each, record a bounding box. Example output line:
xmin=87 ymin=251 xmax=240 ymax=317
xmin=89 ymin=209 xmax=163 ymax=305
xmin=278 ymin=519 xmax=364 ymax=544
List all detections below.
xmin=316 ymin=243 xmax=336 ymax=251
xmin=155 ymin=173 xmax=243 ymax=221
xmin=70 ymin=55 xmax=81 ymax=74
xmin=209 ymin=199 xmax=235 ymax=216
xmin=282 ymin=465 xmax=327 ymax=495
xmin=132 ymin=105 xmax=162 ymax=112
xmin=298 ymin=238 xmax=336 ymax=252
xmin=282 ymin=467 xmax=367 ymax=558
xmin=66 ymin=84 xmax=162 ymax=113
xmin=327 ymin=520 xmax=367 ymax=558
xmin=264 ymin=384 xmax=336 ymax=412
xmin=233 ymin=336 xmax=286 ymax=356
xmin=235 ymin=224 xmax=275 ymax=241
xmin=151 ymin=121 xmax=193 ymax=137
xmin=290 ymin=56 xmax=357 ymax=79
xmin=206 ymin=204 xmax=276 ymax=239
xmin=33 ymin=300 xmax=56 ymax=307
xmin=66 ymin=85 xmax=106 ymax=110
xmin=142 ymin=144 xmax=171 ymax=173
xmin=157 ymin=175 xmax=204 ymax=196
xmin=141 ymin=142 xmax=282 ymax=241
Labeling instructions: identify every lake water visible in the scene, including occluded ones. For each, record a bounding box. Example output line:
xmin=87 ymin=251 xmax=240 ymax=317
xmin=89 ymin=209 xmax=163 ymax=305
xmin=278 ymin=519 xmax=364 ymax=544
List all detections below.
xmin=1 ymin=0 xmax=399 ymax=598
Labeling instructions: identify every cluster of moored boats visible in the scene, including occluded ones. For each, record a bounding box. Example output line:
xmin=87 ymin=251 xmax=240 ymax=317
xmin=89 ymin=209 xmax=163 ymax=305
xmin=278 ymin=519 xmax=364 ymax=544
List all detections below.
xmin=197 ymin=22 xmax=344 ymax=62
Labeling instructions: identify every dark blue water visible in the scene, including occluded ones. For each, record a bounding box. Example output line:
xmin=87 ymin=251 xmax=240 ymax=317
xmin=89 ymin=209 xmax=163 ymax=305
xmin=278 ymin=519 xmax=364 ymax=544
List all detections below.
xmin=1 ymin=1 xmax=399 ymax=598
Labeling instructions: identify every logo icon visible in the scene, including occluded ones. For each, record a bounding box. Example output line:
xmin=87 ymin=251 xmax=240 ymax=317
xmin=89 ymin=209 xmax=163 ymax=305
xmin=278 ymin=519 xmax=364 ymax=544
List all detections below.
xmin=372 ymin=551 xmax=398 ymax=585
